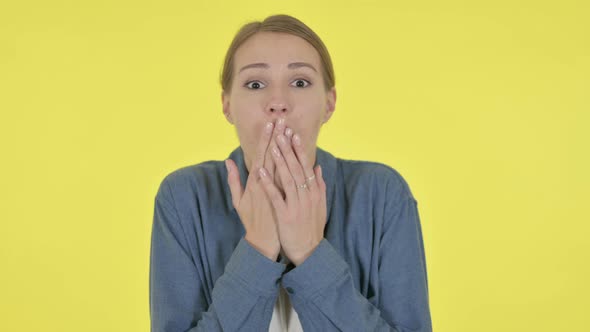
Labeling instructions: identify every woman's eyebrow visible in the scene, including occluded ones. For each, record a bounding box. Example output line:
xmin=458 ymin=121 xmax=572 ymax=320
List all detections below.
xmin=239 ymin=62 xmax=317 ymax=73
xmin=288 ymin=62 xmax=317 ymax=72
xmin=239 ymin=63 xmax=269 ymax=73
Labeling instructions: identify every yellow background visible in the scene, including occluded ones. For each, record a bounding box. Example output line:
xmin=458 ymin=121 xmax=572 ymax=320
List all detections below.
xmin=1 ymin=0 xmax=588 ymax=331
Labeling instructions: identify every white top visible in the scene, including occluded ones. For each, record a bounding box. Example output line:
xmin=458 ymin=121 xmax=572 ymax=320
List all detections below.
xmin=269 ymin=255 xmax=304 ymax=332
xmin=268 ymin=284 xmax=304 ymax=331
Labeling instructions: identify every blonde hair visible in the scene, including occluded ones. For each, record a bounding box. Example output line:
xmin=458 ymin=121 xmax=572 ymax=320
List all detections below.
xmin=220 ymin=14 xmax=335 ymax=93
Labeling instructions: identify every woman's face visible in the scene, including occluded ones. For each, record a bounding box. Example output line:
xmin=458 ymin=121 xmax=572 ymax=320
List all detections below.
xmin=222 ymin=32 xmax=336 ymax=172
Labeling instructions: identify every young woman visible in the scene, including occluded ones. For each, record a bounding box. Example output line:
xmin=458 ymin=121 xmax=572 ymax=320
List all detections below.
xmin=150 ymin=14 xmax=433 ymax=332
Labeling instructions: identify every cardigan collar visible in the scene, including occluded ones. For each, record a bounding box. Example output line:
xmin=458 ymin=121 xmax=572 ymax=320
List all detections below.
xmin=226 ymin=145 xmax=337 ymax=227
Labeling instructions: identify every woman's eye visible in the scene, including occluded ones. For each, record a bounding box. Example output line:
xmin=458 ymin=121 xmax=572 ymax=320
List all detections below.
xmin=245 ymin=81 xmax=266 ymax=89
xmin=291 ymin=79 xmax=311 ymax=88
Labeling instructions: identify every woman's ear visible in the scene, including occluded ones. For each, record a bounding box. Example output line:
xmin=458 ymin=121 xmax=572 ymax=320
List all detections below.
xmin=323 ymin=87 xmax=337 ymax=124
xmin=221 ymin=91 xmax=234 ymax=124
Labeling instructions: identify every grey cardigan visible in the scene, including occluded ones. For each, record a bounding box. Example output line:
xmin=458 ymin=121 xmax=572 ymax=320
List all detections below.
xmin=149 ymin=146 xmax=433 ymax=331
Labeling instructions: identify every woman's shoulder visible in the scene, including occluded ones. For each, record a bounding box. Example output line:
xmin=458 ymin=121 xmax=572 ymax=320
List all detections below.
xmin=335 ymin=156 xmax=416 ymax=202
xmin=155 ymin=160 xmax=224 ymax=200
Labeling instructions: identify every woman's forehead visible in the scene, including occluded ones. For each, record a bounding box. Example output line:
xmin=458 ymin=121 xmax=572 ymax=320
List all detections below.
xmin=234 ymin=32 xmax=321 ymax=69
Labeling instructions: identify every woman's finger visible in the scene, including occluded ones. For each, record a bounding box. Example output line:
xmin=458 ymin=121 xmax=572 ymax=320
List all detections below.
xmin=270 ymin=144 xmax=299 ymax=203
xmin=285 ymin=127 xmax=293 ymax=139
xmin=265 ymin=118 xmax=285 ymax=181
xmin=258 ymin=167 xmax=288 ymax=214
xmin=225 ymin=159 xmax=243 ymax=209
xmin=252 ymin=122 xmax=274 ymax=181
xmin=291 ymin=133 xmax=319 ymax=193
xmin=276 ymin=133 xmax=308 ymax=194
xmin=316 ymin=164 xmax=326 ymax=195
xmin=264 ymin=141 xmax=276 ymax=183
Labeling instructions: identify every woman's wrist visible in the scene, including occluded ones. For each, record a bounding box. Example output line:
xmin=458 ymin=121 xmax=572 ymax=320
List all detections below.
xmin=244 ymin=235 xmax=279 ymax=262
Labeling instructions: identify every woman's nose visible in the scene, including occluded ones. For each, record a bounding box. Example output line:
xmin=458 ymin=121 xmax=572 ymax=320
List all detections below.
xmin=266 ymin=86 xmax=290 ymax=115
xmin=268 ymin=103 xmax=288 ymax=113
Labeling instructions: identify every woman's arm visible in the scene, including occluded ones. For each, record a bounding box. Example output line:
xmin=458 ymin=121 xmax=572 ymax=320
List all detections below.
xmin=280 ymin=186 xmax=433 ymax=332
xmin=149 ymin=179 xmax=286 ymax=332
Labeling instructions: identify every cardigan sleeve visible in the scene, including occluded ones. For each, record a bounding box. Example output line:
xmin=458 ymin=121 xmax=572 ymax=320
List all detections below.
xmin=280 ymin=185 xmax=433 ymax=331
xmin=149 ymin=179 xmax=287 ymax=332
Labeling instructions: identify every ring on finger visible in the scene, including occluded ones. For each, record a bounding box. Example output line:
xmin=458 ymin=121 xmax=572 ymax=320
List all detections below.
xmin=296 ymin=182 xmax=308 ymax=190
xmin=305 ymin=174 xmax=315 ymax=184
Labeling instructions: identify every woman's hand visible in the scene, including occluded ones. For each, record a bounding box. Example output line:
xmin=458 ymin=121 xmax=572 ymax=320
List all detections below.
xmin=258 ymin=129 xmax=327 ymax=266
xmin=226 ymin=121 xmax=283 ymax=262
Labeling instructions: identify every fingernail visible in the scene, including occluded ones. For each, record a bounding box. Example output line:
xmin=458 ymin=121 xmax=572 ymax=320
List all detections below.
xmin=278 ymin=118 xmax=285 ymax=127
xmin=225 ymin=160 xmax=230 ymax=174
xmin=285 ymin=127 xmax=293 ymax=137
xmin=293 ymin=134 xmax=301 ymax=146
xmin=272 ymin=146 xmax=280 ymax=157
xmin=258 ymin=167 xmax=267 ymax=178
xmin=278 ymin=134 xmax=287 ymax=145
xmin=265 ymin=122 xmax=274 ymax=133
